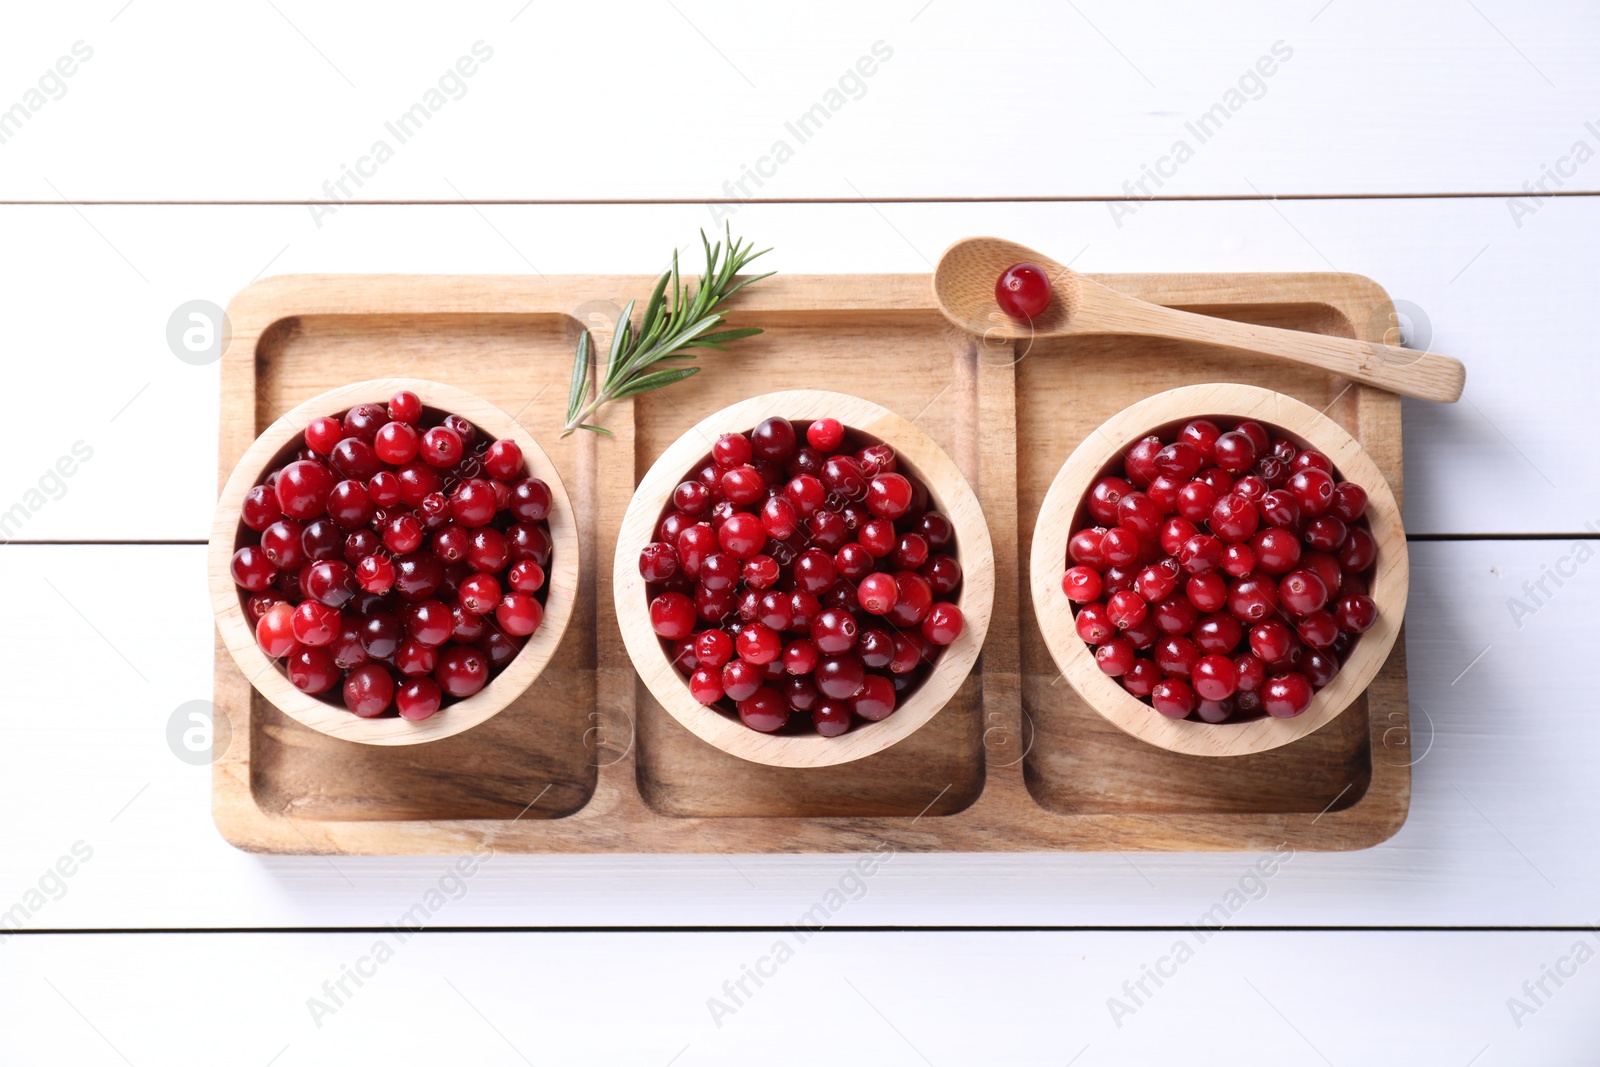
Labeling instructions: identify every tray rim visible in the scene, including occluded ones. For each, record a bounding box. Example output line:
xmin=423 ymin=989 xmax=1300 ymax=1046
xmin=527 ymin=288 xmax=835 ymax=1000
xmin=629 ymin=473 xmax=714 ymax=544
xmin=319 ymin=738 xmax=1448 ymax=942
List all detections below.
xmin=211 ymin=269 xmax=1412 ymax=855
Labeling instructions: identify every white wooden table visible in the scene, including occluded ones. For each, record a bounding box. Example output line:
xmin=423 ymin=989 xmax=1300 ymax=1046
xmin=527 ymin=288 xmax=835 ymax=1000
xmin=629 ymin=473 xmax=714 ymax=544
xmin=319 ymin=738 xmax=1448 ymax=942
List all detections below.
xmin=3 ymin=1 xmax=1598 ymax=1062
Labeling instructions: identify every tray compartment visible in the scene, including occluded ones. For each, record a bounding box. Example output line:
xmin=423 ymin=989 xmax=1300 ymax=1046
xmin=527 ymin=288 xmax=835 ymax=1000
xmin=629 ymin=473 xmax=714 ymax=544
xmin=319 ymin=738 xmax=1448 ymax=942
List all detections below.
xmin=1016 ymin=302 xmax=1386 ymax=816
xmin=242 ymin=305 xmax=598 ymax=822
xmin=630 ymin=312 xmax=985 ymax=818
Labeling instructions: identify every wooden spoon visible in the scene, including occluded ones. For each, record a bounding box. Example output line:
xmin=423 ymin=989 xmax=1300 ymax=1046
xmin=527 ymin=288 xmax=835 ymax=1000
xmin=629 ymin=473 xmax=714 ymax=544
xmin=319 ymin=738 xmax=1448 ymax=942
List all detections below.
xmin=933 ymin=236 xmax=1465 ymax=403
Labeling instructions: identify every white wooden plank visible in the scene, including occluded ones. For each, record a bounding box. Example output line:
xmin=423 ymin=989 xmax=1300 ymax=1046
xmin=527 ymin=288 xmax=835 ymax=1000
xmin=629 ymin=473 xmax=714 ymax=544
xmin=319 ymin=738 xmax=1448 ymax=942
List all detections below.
xmin=0 ymin=198 xmax=1593 ymax=543
xmin=0 ymin=538 xmax=1594 ymax=930
xmin=1 ymin=0 xmax=1596 ymax=201
xmin=3 ymin=930 xmax=1597 ymax=1064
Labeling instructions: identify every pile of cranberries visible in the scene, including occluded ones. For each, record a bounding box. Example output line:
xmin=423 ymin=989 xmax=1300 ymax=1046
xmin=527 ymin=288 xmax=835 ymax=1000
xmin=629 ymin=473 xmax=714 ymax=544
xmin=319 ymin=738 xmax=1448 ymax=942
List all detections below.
xmin=227 ymin=390 xmax=553 ymax=722
xmin=640 ymin=416 xmax=965 ymax=737
xmin=1063 ymin=418 xmax=1378 ymax=723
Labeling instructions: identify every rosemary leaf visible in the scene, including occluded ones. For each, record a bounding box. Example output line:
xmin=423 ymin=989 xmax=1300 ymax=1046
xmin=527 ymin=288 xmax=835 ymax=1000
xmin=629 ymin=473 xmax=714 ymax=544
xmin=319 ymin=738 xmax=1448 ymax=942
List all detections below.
xmin=561 ymin=225 xmax=773 ymax=437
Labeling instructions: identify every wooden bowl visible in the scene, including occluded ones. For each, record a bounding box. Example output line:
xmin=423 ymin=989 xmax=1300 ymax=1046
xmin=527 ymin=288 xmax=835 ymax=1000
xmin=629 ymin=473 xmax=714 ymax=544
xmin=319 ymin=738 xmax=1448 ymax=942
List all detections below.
xmin=614 ymin=390 xmax=995 ymax=769
xmin=208 ymin=378 xmax=580 ymax=746
xmin=1029 ymin=383 xmax=1408 ymax=757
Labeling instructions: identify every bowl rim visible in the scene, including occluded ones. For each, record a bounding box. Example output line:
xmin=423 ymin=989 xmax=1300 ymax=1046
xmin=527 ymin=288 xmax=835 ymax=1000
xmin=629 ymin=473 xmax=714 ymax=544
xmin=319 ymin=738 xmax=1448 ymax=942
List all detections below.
xmin=1028 ymin=382 xmax=1409 ymax=757
xmin=207 ymin=377 xmax=581 ymax=747
xmin=613 ymin=389 xmax=995 ymax=768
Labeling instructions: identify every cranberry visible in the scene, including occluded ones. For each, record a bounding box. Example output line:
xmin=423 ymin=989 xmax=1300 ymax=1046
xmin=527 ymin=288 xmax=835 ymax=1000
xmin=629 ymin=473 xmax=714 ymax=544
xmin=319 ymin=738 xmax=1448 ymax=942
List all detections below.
xmin=287 ymin=646 xmax=340 ymax=694
xmin=329 ymin=438 xmax=382 ymax=483
xmin=450 ymin=479 xmax=499 ymax=527
xmin=1155 ymin=635 xmax=1200 ymax=677
xmin=417 ymin=426 xmax=461 ymax=468
xmin=736 ymin=622 xmax=782 ymax=664
xmin=1186 ymin=572 xmax=1228 ymax=613
xmin=995 ymin=262 xmax=1052 ymax=319
xmin=256 ymin=603 xmax=297 ymax=658
xmin=1279 ymin=569 xmax=1329 ymax=616
xmin=450 ymin=573 xmax=497 ymax=616
xmin=821 ymin=455 xmax=868 ymax=499
xmin=1152 ymin=596 xmax=1197 ymax=635
xmin=1287 ymin=468 xmax=1336 ymax=517
xmin=241 ymin=485 xmax=284 ymax=531
xmin=806 ymin=418 xmax=844 ymax=452
xmin=1192 ymin=654 xmax=1238 ymax=701
xmin=434 ymin=644 xmax=489 ymax=698
xmin=341 ymin=664 xmax=394 ymax=717
xmin=1122 ymin=659 xmax=1160 ymax=697
xmin=1193 ymin=612 xmax=1242 ymax=654
xmin=274 ymin=460 xmax=334 ymax=520
xmin=816 ymin=655 xmax=866 ymax=699
xmin=1295 ymin=610 xmax=1339 ymax=650
xmin=737 ymin=687 xmax=789 ymax=732
xmin=812 ymin=700 xmax=852 ymax=736
xmin=715 ymin=658 xmax=762 ymax=703
xmin=290 ymin=601 xmax=340 ymax=647
xmin=649 ymin=593 xmax=695 ymax=639
xmin=1210 ymin=494 xmax=1260 ymax=543
xmin=466 ymin=528 xmax=509 ymax=573
xmin=851 ymin=572 xmax=895 ymax=615
xmin=1331 ymin=482 xmax=1368 ymax=523
xmin=1228 ymin=574 xmax=1278 ymax=622
xmin=1095 ymin=638 xmax=1135 ymax=676
xmin=379 ymin=391 xmax=418 ymax=424
xmin=394 ymin=677 xmax=442 ymax=721
xmin=1234 ymin=652 xmax=1266 ymax=692
xmin=639 ymin=542 xmax=678 ymax=583
xmin=718 ymin=513 xmax=765 ymax=558
xmin=1151 ymin=679 xmax=1197 ymax=719
xmin=479 ymin=439 xmax=521 ymax=481
xmin=305 ymin=416 xmax=344 ymax=456
xmin=304 ymin=560 xmax=358 ymax=608
xmin=1249 ymin=620 xmax=1294 ymax=663
xmin=1304 ymin=515 xmax=1348 ymax=552
xmin=1221 ymin=543 xmax=1255 ymax=578
xmin=1335 ymin=593 xmax=1377 ymax=633
xmin=1063 ymin=565 xmax=1102 ymax=603
xmin=371 ymin=421 xmax=417 ymax=466
xmin=923 ymin=554 xmax=962 ymax=597
xmin=230 ymin=546 xmax=278 ymax=592
xmin=1179 ymin=420 xmax=1221 ymax=462
xmin=1213 ymin=431 xmax=1257 ymax=474
xmin=1338 ymin=527 xmax=1377 ymax=573
xmin=921 ymin=603 xmax=964 ymax=645
xmin=844 ymin=674 xmax=893 ymax=721
xmin=1076 ymin=603 xmax=1114 ymax=643
xmin=1262 ymin=672 xmax=1313 ymax=717
xmin=1177 ymin=534 xmax=1223 ymax=574
xmin=1251 ymin=527 xmax=1302 ymax=575
xmin=750 ymin=417 xmax=797 ymax=462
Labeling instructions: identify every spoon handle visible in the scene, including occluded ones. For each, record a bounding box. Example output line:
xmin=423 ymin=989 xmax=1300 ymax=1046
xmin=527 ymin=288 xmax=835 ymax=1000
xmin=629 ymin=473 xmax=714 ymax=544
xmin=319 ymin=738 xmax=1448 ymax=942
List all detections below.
xmin=1108 ymin=300 xmax=1465 ymax=403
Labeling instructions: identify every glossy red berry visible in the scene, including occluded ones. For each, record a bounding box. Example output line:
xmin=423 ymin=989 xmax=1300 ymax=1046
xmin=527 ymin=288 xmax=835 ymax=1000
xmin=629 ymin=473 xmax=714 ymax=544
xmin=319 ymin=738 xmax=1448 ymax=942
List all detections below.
xmin=806 ymin=418 xmax=844 ymax=451
xmin=1262 ymin=672 xmax=1314 ymax=717
xmin=287 ymin=646 xmax=340 ymax=694
xmin=995 ymin=262 xmax=1052 ymax=319
xmin=496 ymin=592 xmax=543 ymax=637
xmin=419 ymin=426 xmax=463 ymax=468
xmin=921 ymin=603 xmax=964 ymax=646
xmin=395 ymin=677 xmax=443 ymax=721
xmin=230 ymin=546 xmax=278 ymax=592
xmin=738 ymin=687 xmax=790 ymax=732
xmin=1151 ymin=679 xmax=1197 ymax=719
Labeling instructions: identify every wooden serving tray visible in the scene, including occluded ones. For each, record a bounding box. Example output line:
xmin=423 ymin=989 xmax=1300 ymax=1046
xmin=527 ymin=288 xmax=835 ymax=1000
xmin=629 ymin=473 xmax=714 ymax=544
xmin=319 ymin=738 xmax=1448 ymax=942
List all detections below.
xmin=212 ymin=271 xmax=1411 ymax=854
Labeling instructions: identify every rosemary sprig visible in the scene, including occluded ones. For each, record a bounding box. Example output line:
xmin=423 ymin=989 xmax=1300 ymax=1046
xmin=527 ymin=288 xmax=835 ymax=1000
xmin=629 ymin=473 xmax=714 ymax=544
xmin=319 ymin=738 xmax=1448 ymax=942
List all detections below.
xmin=563 ymin=226 xmax=773 ymax=436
